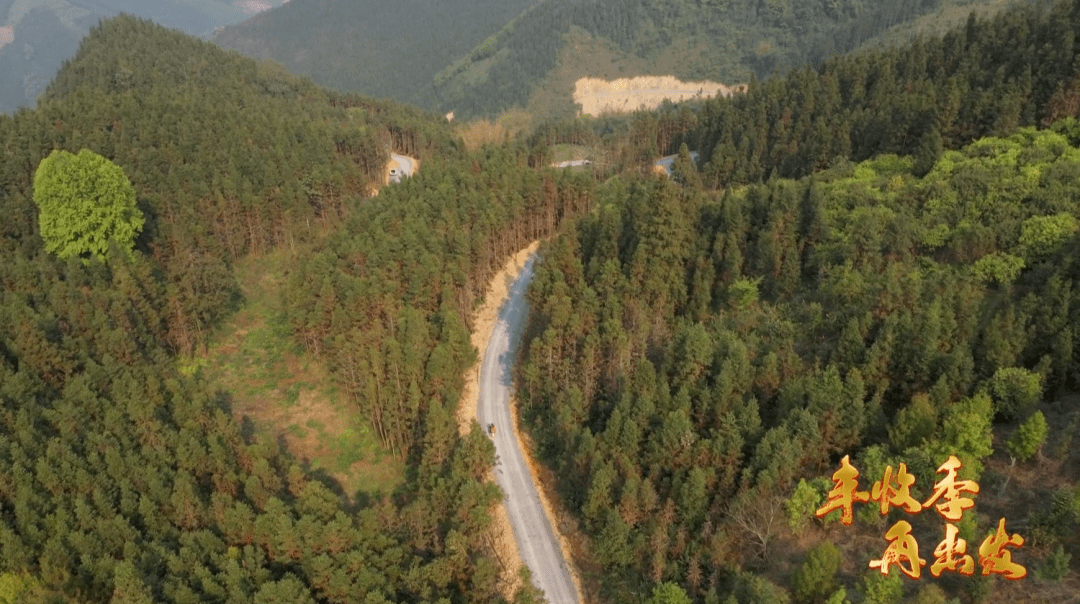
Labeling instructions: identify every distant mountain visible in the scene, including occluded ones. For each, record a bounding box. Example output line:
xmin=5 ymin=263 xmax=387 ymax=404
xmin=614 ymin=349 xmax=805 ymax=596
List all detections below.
xmin=436 ymin=0 xmax=968 ymax=120
xmin=212 ymin=0 xmax=538 ymax=111
xmin=211 ymin=0 xmax=992 ymax=121
xmin=0 ymin=0 xmax=288 ymax=113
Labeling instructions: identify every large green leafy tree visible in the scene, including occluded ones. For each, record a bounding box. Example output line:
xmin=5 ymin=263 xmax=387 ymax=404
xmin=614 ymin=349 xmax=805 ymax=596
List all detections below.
xmin=32 ymin=149 xmax=144 ymax=261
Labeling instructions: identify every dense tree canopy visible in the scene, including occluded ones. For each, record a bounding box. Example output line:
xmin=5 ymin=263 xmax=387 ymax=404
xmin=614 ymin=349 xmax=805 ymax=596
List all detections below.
xmin=32 ymin=148 xmax=144 ymax=261
xmin=0 ymin=14 xmax=548 ymax=604
xmin=518 ymin=126 xmax=1080 ymax=602
xmin=3 ymin=2 xmax=1080 ymax=604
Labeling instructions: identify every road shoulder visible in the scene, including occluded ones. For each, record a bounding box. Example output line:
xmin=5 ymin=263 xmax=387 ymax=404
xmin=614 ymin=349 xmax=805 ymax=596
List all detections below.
xmin=458 ymin=242 xmax=539 ymax=599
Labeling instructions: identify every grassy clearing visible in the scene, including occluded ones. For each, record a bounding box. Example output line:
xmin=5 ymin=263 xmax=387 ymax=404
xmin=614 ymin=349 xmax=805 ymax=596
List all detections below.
xmin=549 ymin=144 xmax=592 ymax=164
xmin=183 ymin=248 xmax=403 ymax=500
xmin=456 ymin=106 xmax=535 ymax=150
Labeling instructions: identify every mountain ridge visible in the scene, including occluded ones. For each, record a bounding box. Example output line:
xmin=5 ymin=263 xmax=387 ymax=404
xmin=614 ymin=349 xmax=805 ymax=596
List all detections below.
xmin=0 ymin=0 xmax=288 ymax=113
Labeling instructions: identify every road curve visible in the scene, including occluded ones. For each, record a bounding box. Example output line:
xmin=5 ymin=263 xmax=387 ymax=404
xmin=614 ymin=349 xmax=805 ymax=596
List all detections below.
xmin=390 ymin=153 xmax=415 ymax=177
xmin=654 ymin=151 xmax=699 ymax=176
xmin=477 ymin=255 xmax=579 ymax=604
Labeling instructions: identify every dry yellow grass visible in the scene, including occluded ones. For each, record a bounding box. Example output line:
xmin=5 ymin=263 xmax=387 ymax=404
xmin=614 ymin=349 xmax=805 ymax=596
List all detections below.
xmin=573 ymin=75 xmax=745 ymax=116
xmin=456 ymin=107 xmax=534 ymax=151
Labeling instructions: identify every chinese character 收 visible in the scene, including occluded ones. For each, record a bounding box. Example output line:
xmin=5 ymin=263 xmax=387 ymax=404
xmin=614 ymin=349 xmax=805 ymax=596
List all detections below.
xmin=816 ymin=455 xmax=870 ymax=525
xmin=978 ymin=518 xmax=1027 ymax=579
xmin=871 ymin=463 xmax=923 ymax=516
xmin=923 ymin=455 xmax=979 ymax=521
xmin=870 ymin=520 xmax=926 ymax=579
xmin=931 ymin=523 xmax=975 ymax=577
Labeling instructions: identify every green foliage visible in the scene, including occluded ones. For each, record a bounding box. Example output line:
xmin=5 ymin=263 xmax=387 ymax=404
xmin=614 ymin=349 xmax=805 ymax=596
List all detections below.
xmin=520 ymin=118 xmax=1080 ymax=600
xmin=913 ymin=125 xmax=944 ymax=177
xmin=512 ymin=566 xmax=546 ymax=604
xmin=1050 ymin=117 xmax=1080 ymax=146
xmin=785 ymin=479 xmax=822 ymax=534
xmin=908 ymin=584 xmax=958 ymax=604
xmin=1018 ymin=213 xmax=1078 ymax=261
xmin=729 ymin=277 xmax=762 ymax=310
xmin=0 ymin=573 xmax=40 ymax=604
xmin=32 ymin=149 xmax=143 ymax=261
xmin=672 ymin=143 xmax=702 ymax=189
xmin=929 ymin=393 xmax=995 ymax=480
xmin=962 ymin=574 xmax=992 ymax=603
xmin=647 ymin=582 xmax=693 ymax=604
xmin=433 ymin=0 xmax=957 ymax=119
xmin=1006 ymin=410 xmax=1048 ymax=461
xmin=0 ymin=14 xmax=534 ymax=604
xmin=729 ymin=572 xmax=792 ymax=604
xmin=792 ymin=542 xmax=841 ymax=604
xmin=889 ymin=393 xmax=937 ymax=452
xmin=110 ymin=561 xmax=154 ymax=604
xmin=988 ymin=367 xmax=1042 ymax=420
xmin=971 ymin=253 xmax=1025 ymax=285
xmin=693 ymin=3 xmax=1080 ymax=188
xmin=1035 ymin=545 xmax=1072 ymax=582
xmin=1030 ymin=484 xmax=1080 ymax=544
xmin=859 ymin=571 xmax=901 ymax=604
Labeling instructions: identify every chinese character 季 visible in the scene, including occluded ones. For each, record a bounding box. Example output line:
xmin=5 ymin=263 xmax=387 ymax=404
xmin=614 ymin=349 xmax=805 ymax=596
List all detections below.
xmin=978 ymin=518 xmax=1027 ymax=579
xmin=871 ymin=463 xmax=922 ymax=516
xmin=870 ymin=520 xmax=926 ymax=579
xmin=816 ymin=455 xmax=870 ymax=525
xmin=922 ymin=455 xmax=979 ymax=521
xmin=931 ymin=523 xmax=975 ymax=577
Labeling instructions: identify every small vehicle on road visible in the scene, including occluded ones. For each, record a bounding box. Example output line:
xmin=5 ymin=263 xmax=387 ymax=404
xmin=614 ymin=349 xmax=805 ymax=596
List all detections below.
xmin=488 ymin=423 xmax=496 ymax=437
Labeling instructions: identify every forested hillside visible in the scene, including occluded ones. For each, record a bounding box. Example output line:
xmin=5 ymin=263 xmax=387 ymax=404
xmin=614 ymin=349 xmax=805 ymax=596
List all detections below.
xmin=7 ymin=0 xmax=1080 ymax=601
xmin=280 ymin=149 xmax=595 ymax=458
xmin=212 ymin=0 xmax=537 ymax=111
xmin=520 ymin=128 xmax=1080 ymax=604
xmin=211 ymin=0 xmax=1007 ymax=120
xmin=0 ymin=0 xmax=287 ymax=113
xmin=436 ymin=0 xmax=966 ymax=119
xmin=0 ymin=15 xmax=571 ymax=604
xmin=684 ymin=0 xmax=1080 ymax=188
xmin=516 ymin=3 xmax=1080 ymax=601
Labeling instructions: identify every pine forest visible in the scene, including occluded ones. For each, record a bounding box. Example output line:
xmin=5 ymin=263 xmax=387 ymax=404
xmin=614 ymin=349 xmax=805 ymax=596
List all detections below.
xmin=0 ymin=2 xmax=1079 ymax=604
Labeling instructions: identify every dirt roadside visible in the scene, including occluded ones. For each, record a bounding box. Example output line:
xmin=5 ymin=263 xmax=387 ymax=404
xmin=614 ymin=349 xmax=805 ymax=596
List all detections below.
xmin=458 ymin=242 xmax=538 ymax=598
xmin=457 ymin=239 xmax=537 ymax=596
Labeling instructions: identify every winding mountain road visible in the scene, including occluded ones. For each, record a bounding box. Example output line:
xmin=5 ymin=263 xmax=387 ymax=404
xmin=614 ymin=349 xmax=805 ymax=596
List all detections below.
xmin=477 ymin=254 xmax=580 ymax=604
xmin=390 ymin=153 xmax=415 ymax=177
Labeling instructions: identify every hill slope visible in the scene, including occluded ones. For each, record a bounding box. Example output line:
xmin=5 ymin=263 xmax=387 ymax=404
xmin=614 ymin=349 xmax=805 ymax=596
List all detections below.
xmin=434 ymin=0 xmax=966 ymax=119
xmin=0 ymin=13 xmax=569 ymax=604
xmin=0 ymin=0 xmax=288 ymax=113
xmin=212 ymin=0 xmax=538 ymax=111
xmin=211 ymin=0 xmax=1034 ymax=120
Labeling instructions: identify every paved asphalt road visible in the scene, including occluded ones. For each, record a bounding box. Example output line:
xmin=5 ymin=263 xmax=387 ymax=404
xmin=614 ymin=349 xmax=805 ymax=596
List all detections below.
xmin=654 ymin=151 xmax=699 ymax=175
xmin=391 ymin=153 xmax=414 ymax=177
xmin=477 ymin=254 xmax=579 ymax=604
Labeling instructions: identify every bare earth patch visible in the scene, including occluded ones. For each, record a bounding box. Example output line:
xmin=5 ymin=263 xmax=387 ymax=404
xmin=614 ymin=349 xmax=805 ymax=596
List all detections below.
xmin=574 ymin=75 xmax=745 ymax=116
